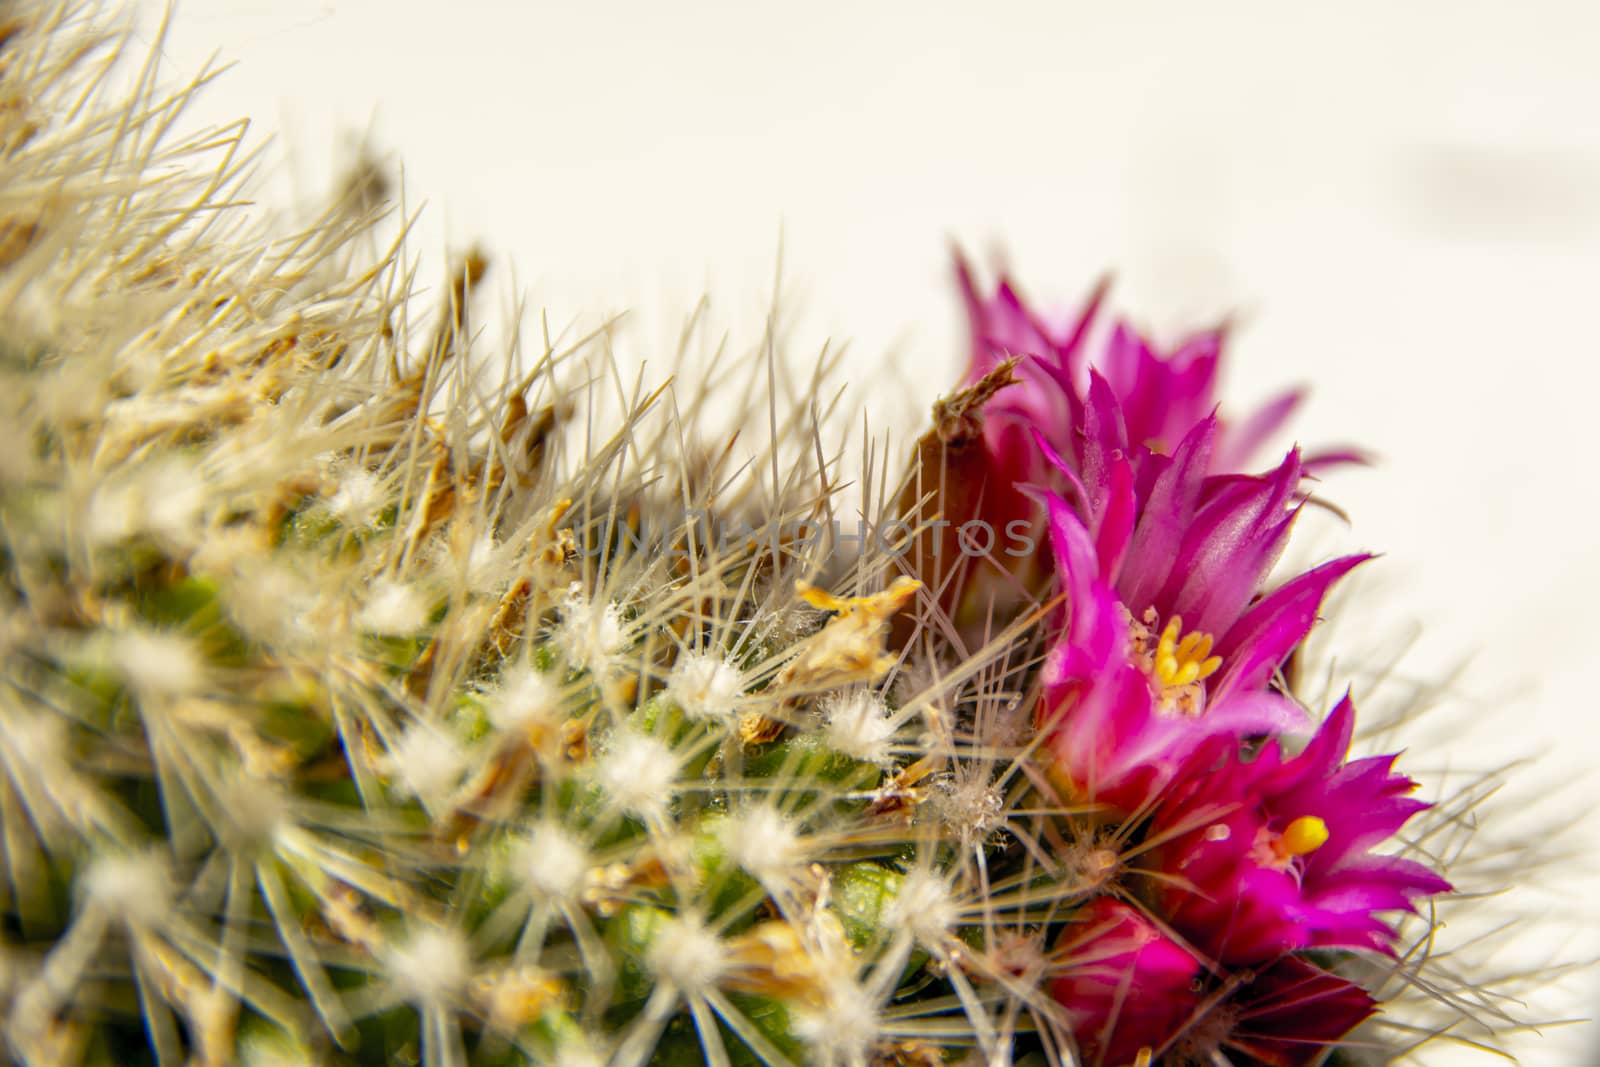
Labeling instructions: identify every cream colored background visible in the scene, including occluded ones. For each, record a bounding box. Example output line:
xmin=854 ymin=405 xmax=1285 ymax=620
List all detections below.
xmin=132 ymin=1 xmax=1600 ymax=1060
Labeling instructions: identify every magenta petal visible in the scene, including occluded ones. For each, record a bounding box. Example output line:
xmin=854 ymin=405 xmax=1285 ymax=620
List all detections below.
xmin=1204 ymin=689 xmax=1315 ymax=739
xmin=1260 ymin=694 xmax=1357 ymax=797
xmin=998 ymin=278 xmax=1058 ymax=365
xmin=1119 ymin=417 xmax=1216 ymax=612
xmin=1222 ymin=958 xmax=1378 ymax=1066
xmin=1095 ymin=456 xmax=1136 ymax=584
xmin=1031 ymin=428 xmax=1089 ymax=511
xmin=954 ymin=250 xmax=1008 ymax=378
xmin=1306 ymin=882 xmax=1426 ymax=917
xmin=1319 ymin=854 xmax=1453 ymax=899
xmin=1045 ymin=495 xmax=1123 ymax=666
xmin=1132 ymin=331 xmax=1221 ymax=451
xmin=1301 ymin=445 xmax=1372 ymax=472
xmin=1161 ymin=449 xmax=1303 ymax=637
xmin=1047 ymin=495 xmax=1098 ymax=611
xmin=1211 ymin=385 xmax=1304 ymax=472
xmin=1076 ymin=370 xmax=1130 ymax=503
xmin=1098 ymin=321 xmax=1146 ymax=400
xmin=1211 ymin=554 xmax=1371 ymax=704
xmin=1060 ymin=273 xmax=1112 ymax=368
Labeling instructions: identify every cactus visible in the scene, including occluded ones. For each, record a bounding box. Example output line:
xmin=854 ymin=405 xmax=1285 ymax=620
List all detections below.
xmin=0 ymin=4 xmax=1572 ymax=1066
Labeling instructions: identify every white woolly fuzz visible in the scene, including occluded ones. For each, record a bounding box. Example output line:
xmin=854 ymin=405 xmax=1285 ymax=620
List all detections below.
xmin=384 ymin=925 xmax=471 ymax=1007
xmin=823 ymin=691 xmax=899 ymax=765
xmin=517 ymin=823 xmax=592 ymax=904
xmin=139 ymin=460 xmax=206 ymax=544
xmin=82 ymin=853 xmax=169 ymax=928
xmin=933 ymin=775 xmax=1004 ymax=839
xmin=86 ymin=461 xmax=206 ymax=547
xmin=792 ymin=976 xmax=882 ymax=1066
xmin=358 ymin=580 xmax=428 ymax=636
xmin=487 ymin=666 xmax=563 ymax=734
xmin=327 ymin=470 xmax=387 ymax=529
xmin=721 ymin=806 xmax=801 ymax=887
xmin=221 ymin=562 xmax=316 ymax=648
xmin=888 ymin=869 xmax=958 ymax=948
xmin=110 ymin=630 xmax=203 ymax=698
xmin=34 ymin=362 xmax=107 ymax=425
xmin=646 ymin=914 xmax=726 ymax=993
xmin=594 ymin=730 xmax=678 ymax=817
xmin=386 ymin=724 xmax=468 ymax=810
xmin=666 ymin=651 xmax=744 ymax=723
xmin=83 ymin=480 xmax=140 ymax=545
xmin=558 ymin=582 xmax=627 ymax=675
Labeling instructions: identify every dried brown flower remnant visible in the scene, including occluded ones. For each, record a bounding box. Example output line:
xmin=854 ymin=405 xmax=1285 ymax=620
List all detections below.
xmin=893 ymin=358 xmax=1036 ymax=646
xmin=781 ymin=575 xmax=921 ymax=692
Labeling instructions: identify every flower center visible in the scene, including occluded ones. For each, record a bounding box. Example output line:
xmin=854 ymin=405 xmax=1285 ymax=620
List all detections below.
xmin=1276 ymin=815 xmax=1330 ymax=859
xmin=1127 ymin=609 xmax=1222 ymax=717
xmin=1154 ymin=615 xmax=1221 ymax=689
xmin=1251 ymin=815 xmax=1330 ymax=873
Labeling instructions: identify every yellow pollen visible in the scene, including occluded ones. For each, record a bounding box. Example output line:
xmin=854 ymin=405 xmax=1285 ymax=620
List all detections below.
xmin=1153 ymin=615 xmax=1222 ymax=689
xmin=1277 ymin=816 xmax=1330 ymax=859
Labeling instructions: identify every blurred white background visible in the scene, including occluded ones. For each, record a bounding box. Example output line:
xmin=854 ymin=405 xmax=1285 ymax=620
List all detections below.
xmin=132 ymin=1 xmax=1600 ymax=1060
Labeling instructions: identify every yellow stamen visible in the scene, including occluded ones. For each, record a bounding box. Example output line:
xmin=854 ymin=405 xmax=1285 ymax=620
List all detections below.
xmin=1153 ymin=615 xmax=1223 ymax=689
xmin=1278 ymin=816 xmax=1330 ymax=858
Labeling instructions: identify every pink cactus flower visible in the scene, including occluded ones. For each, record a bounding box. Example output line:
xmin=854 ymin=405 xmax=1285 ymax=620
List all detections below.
xmin=937 ymin=253 xmax=1359 ymax=643
xmin=1050 ymin=899 xmax=1377 ymax=1066
xmin=1050 ymin=898 xmax=1203 ymax=1067
xmin=955 ymin=253 xmax=1348 ymax=537
xmin=1037 ymin=490 xmax=1365 ymax=815
xmin=1169 ymin=956 xmax=1379 ymax=1067
xmin=1147 ymin=693 xmax=1452 ymax=963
